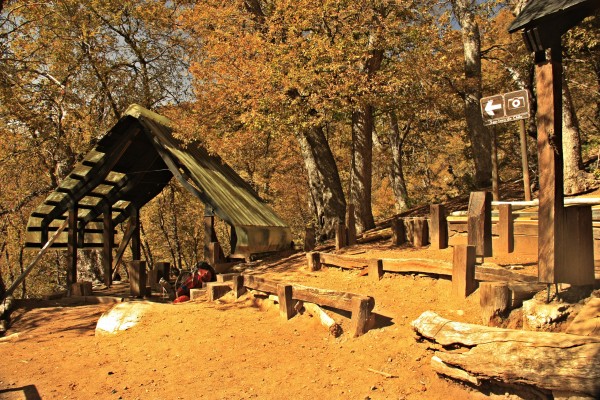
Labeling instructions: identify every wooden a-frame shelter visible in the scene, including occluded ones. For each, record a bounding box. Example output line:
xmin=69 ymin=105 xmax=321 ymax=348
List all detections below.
xmin=20 ymin=105 xmax=291 ymax=292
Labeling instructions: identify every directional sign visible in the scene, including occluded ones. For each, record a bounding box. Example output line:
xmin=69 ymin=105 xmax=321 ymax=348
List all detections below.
xmin=480 ymin=90 xmax=530 ymax=126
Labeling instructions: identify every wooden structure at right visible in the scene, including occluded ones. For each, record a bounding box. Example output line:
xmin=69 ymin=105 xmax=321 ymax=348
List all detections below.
xmin=508 ymin=0 xmax=599 ymax=285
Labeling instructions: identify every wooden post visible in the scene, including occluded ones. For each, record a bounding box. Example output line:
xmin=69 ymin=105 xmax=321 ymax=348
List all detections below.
xmin=154 ymin=262 xmax=170 ymax=281
xmin=128 ymin=260 xmax=147 ymax=298
xmin=412 ymin=217 xmax=429 ymax=248
xmin=561 ymin=205 xmax=595 ymax=285
xmin=335 ymin=220 xmax=347 ymax=250
xmin=307 ymin=252 xmax=321 ymax=271
xmin=346 ymin=203 xmax=357 ymax=246
xmin=102 ymin=203 xmax=113 ymax=287
xmin=209 ymin=242 xmax=223 ymax=265
xmin=232 ymin=274 xmax=246 ymax=298
xmin=277 ymin=284 xmax=295 ymax=320
xmin=467 ymin=191 xmax=493 ymax=259
xmin=430 ymin=204 xmax=448 ymax=250
xmin=498 ymin=204 xmax=514 ymax=254
xmin=207 ymin=282 xmax=231 ymax=301
xmin=303 ymin=225 xmax=316 ymax=252
xmin=519 ymin=119 xmax=532 ymax=201
xmin=491 ymin=127 xmax=500 ymax=201
xmin=536 ymin=47 xmax=565 ymax=284
xmin=204 ymin=212 xmax=218 ymax=260
xmin=452 ymin=245 xmax=476 ymax=298
xmin=368 ymin=259 xmax=383 ymax=282
xmin=391 ymin=217 xmax=406 ymax=246
xmin=350 ymin=296 xmax=371 ymax=337
xmin=67 ymin=205 xmax=78 ymax=292
xmin=146 ymin=268 xmax=160 ymax=292
xmin=480 ymin=282 xmax=510 ymax=325
xmin=130 ymin=206 xmax=141 ymax=261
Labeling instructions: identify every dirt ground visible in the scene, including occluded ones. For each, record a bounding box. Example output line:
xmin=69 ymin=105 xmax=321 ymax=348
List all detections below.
xmin=0 ymin=243 xmax=543 ymax=400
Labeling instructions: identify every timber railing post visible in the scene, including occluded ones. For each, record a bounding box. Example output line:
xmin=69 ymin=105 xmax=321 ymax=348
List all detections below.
xmin=430 ymin=204 xmax=448 ymax=250
xmin=391 ymin=217 xmax=406 ymax=246
xmin=498 ymin=204 xmax=514 ymax=254
xmin=452 ymin=245 xmax=477 ymax=298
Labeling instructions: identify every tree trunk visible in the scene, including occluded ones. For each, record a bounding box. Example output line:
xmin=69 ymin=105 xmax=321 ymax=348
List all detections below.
xmin=562 ymin=73 xmax=589 ymax=195
xmin=388 ymin=112 xmax=410 ymax=213
xmin=351 ymin=105 xmax=375 ymax=233
xmin=296 ymin=126 xmax=346 ymax=240
xmin=452 ymin=0 xmax=492 ymax=188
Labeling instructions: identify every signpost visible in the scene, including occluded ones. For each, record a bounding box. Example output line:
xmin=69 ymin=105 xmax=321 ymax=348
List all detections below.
xmin=480 ymin=89 xmax=532 ymax=202
xmin=480 ymin=89 xmax=530 ymax=126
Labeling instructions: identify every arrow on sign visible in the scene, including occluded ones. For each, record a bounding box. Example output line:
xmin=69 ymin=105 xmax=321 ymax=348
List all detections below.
xmin=484 ymin=99 xmax=502 ymax=116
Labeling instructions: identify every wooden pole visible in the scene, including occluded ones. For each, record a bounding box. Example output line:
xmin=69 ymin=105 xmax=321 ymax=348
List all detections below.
xmin=335 ymin=220 xmax=347 ymax=250
xmin=130 ymin=206 xmax=141 ymax=261
xmin=67 ymin=205 xmax=78 ymax=291
xmin=368 ymin=259 xmax=383 ymax=281
xmin=111 ymin=218 xmax=137 ymax=280
xmin=480 ymin=282 xmax=510 ymax=325
xmin=102 ymin=203 xmax=113 ymax=287
xmin=518 ymin=119 xmax=532 ymax=201
xmin=307 ymin=252 xmax=321 ymax=271
xmin=491 ymin=126 xmax=500 ymax=201
xmin=303 ymin=225 xmax=316 ymax=252
xmin=536 ymin=47 xmax=564 ymax=284
xmin=467 ymin=191 xmax=492 ymax=259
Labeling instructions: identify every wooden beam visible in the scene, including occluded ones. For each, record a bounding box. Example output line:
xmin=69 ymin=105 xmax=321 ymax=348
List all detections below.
xmin=128 ymin=260 xmax=146 ymax=298
xmin=111 ymin=218 xmax=136 ymax=280
xmin=430 ymin=204 xmax=448 ymax=250
xmin=335 ymin=220 xmax=347 ymax=250
xmin=303 ymin=225 xmax=316 ymax=252
xmin=411 ymin=217 xmax=429 ymax=248
xmin=232 ymin=274 xmax=246 ymax=298
xmin=536 ymin=47 xmax=564 ymax=284
xmin=291 ymin=284 xmax=374 ymax=313
xmin=561 ymin=205 xmax=595 ymax=285
xmin=130 ymin=206 xmax=141 ymax=261
xmin=319 ymin=253 xmax=369 ymax=269
xmin=350 ymin=296 xmax=372 ymax=337
xmin=480 ymin=282 xmax=510 ymax=325
xmin=207 ymin=282 xmax=231 ymax=301
xmin=204 ymin=215 xmax=217 ymax=260
xmin=452 ymin=245 xmax=477 ymax=298
xmin=368 ymin=259 xmax=383 ymax=281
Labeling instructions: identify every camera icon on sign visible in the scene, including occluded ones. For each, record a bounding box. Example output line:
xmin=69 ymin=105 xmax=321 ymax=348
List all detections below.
xmin=507 ymin=97 xmax=525 ymax=110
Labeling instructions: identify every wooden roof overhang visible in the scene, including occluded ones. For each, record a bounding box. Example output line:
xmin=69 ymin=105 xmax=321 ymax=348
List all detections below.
xmin=508 ymin=0 xmax=600 ymax=53
xmin=26 ymin=105 xmax=291 ymax=258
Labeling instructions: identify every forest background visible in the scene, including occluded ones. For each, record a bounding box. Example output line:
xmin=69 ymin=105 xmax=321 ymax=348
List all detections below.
xmin=0 ymin=0 xmax=598 ymax=298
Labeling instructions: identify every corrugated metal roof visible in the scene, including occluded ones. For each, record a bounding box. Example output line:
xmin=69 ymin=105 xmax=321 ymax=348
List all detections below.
xmin=26 ymin=105 xmax=291 ymax=256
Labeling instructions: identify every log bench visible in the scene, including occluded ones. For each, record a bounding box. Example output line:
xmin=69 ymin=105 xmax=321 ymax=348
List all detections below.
xmin=207 ymin=274 xmax=375 ymax=337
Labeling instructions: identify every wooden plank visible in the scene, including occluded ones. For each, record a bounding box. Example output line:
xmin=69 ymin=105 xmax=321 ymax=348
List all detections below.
xmin=307 ymin=251 xmax=321 ymax=271
xmin=350 ymin=296 xmax=371 ymax=337
xmin=368 ymin=259 xmax=383 ymax=281
xmin=381 ymin=258 xmax=452 ymax=276
xmin=346 ymin=203 xmax=357 ymax=245
xmin=412 ymin=311 xmax=600 ymax=397
xmin=497 ymin=204 xmax=514 ymax=254
xmin=452 ymin=245 xmax=476 ymax=298
xmin=430 ymin=204 xmax=448 ymax=250
xmin=536 ymin=53 xmax=564 ymax=284
xmin=242 ymin=275 xmax=278 ymax=293
xmin=277 ymin=284 xmax=295 ymax=320
xmin=561 ymin=205 xmax=595 ymax=285
xmin=319 ymin=253 xmax=369 ymax=269
xmin=291 ymin=284 xmax=374 ymax=313
xmin=474 ymin=265 xmax=538 ymax=283
xmin=391 ymin=217 xmax=406 ymax=246
xmin=467 ymin=191 xmax=493 ymax=258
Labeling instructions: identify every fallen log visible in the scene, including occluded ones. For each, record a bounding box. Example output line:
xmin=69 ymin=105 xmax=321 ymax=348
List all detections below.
xmin=412 ymin=311 xmax=600 ymax=397
xmin=301 ymin=301 xmax=342 ymax=337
